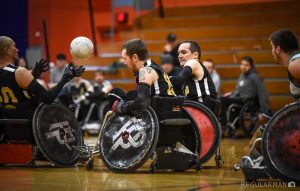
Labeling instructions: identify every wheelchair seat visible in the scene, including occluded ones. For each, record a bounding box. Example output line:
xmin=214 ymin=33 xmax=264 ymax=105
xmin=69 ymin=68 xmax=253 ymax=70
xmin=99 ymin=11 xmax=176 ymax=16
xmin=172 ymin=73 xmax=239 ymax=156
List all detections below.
xmin=0 ymin=119 xmax=31 ymax=124
xmin=0 ymin=102 xmax=82 ymax=167
xmin=151 ymin=96 xmax=185 ymax=121
xmin=0 ymin=118 xmax=33 ymax=143
xmin=0 ymin=118 xmax=33 ymax=165
xmin=159 ymin=118 xmax=191 ymax=126
xmin=151 ymin=96 xmax=193 ymax=132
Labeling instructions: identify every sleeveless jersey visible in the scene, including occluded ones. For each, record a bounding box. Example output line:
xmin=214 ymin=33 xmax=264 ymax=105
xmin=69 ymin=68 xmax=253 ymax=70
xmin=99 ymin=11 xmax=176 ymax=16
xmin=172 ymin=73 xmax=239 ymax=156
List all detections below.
xmin=0 ymin=64 xmax=32 ymax=110
xmin=289 ymin=52 xmax=300 ymax=98
xmin=183 ymin=62 xmax=217 ymax=102
xmin=136 ymin=60 xmax=176 ymax=97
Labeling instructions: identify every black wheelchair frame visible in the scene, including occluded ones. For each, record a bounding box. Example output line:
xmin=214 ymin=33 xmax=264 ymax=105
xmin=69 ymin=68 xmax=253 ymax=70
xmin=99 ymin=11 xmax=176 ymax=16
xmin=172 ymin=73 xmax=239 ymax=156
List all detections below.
xmin=0 ymin=102 xmax=82 ymax=167
xmin=74 ymin=99 xmax=110 ymax=134
xmin=226 ymin=99 xmax=260 ymax=137
xmin=236 ymin=101 xmax=300 ymax=183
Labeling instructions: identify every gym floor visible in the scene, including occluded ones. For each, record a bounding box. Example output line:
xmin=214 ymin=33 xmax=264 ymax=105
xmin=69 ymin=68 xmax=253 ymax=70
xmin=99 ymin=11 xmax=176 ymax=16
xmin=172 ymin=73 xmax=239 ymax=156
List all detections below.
xmin=0 ymin=138 xmax=297 ymax=191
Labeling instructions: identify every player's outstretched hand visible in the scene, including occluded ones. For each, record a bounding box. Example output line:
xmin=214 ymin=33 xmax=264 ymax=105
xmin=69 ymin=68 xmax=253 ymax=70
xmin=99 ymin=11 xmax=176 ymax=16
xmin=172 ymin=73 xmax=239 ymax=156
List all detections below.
xmin=32 ymin=58 xmax=48 ymax=79
xmin=62 ymin=64 xmax=85 ymax=81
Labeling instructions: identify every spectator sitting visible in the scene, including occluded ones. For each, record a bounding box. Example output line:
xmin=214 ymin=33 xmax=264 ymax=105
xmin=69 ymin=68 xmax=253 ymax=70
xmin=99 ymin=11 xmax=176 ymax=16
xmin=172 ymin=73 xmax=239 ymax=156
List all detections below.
xmin=203 ymin=59 xmax=221 ymax=94
xmin=67 ymin=76 xmax=93 ymax=104
xmin=58 ymin=76 xmax=94 ymax=123
xmin=88 ymin=70 xmax=113 ymax=103
xmin=49 ymin=53 xmax=68 ymax=88
xmin=164 ymin=33 xmax=180 ymax=67
xmin=219 ymin=56 xmax=270 ymax=135
xmin=160 ymin=54 xmax=181 ymax=77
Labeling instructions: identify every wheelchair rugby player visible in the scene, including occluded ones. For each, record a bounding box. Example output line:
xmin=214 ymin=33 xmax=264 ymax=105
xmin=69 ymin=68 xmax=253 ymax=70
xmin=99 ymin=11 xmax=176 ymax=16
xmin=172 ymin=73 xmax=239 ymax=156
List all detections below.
xmin=0 ymin=36 xmax=85 ymax=167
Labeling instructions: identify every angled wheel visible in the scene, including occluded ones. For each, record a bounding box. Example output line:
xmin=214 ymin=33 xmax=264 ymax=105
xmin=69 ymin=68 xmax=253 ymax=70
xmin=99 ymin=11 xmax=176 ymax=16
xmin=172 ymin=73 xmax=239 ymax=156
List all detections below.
xmin=239 ymin=101 xmax=260 ymax=136
xmin=32 ymin=103 xmax=82 ymax=167
xmin=99 ymin=107 xmax=159 ymax=172
xmin=183 ymin=100 xmax=221 ymax=165
xmin=262 ymin=102 xmax=300 ymax=182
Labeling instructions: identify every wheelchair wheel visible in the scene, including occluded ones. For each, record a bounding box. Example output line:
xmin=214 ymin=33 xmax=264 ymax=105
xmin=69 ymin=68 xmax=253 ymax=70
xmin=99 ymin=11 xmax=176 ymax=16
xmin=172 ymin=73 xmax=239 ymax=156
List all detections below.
xmin=239 ymin=101 xmax=260 ymax=137
xmin=262 ymin=102 xmax=300 ymax=182
xmin=99 ymin=107 xmax=159 ymax=172
xmin=32 ymin=102 xmax=82 ymax=167
xmin=183 ymin=100 xmax=221 ymax=165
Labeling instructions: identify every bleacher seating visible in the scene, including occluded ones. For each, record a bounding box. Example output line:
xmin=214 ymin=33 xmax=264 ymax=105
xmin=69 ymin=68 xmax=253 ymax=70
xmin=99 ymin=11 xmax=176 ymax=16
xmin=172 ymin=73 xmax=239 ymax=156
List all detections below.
xmin=74 ymin=0 xmax=300 ymax=111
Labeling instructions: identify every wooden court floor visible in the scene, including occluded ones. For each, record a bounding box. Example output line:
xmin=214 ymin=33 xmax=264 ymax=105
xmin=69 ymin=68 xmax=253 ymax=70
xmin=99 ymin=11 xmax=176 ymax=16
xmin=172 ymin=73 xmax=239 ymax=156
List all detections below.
xmin=0 ymin=138 xmax=298 ymax=191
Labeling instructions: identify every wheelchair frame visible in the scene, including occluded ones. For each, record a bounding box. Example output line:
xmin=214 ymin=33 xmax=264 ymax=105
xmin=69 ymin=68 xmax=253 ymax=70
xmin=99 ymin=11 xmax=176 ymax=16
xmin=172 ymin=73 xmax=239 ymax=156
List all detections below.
xmin=74 ymin=100 xmax=110 ymax=134
xmin=0 ymin=102 xmax=83 ymax=167
xmin=75 ymin=100 xmax=224 ymax=172
xmin=226 ymin=100 xmax=260 ymax=137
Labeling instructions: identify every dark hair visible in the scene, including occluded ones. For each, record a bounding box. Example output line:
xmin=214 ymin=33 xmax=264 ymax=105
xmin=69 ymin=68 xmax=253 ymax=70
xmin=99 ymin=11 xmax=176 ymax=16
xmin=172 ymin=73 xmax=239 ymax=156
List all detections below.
xmin=203 ymin=59 xmax=215 ymax=68
xmin=56 ymin=53 xmax=66 ymax=60
xmin=270 ymin=29 xmax=299 ymax=53
xmin=241 ymin=56 xmax=254 ymax=67
xmin=160 ymin=53 xmax=173 ymax=65
xmin=95 ymin=69 xmax=105 ymax=75
xmin=180 ymin=40 xmax=201 ymax=60
xmin=122 ymin=39 xmax=149 ymax=61
xmin=167 ymin=33 xmax=177 ymax=42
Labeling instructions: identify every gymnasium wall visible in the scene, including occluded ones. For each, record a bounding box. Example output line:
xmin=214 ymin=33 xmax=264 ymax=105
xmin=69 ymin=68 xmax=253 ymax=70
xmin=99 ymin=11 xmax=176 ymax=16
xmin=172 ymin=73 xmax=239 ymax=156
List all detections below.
xmin=28 ymin=0 xmax=92 ymax=62
xmin=1 ymin=0 xmax=28 ymax=58
xmin=155 ymin=0 xmax=282 ymax=7
xmin=26 ymin=0 xmax=281 ymax=61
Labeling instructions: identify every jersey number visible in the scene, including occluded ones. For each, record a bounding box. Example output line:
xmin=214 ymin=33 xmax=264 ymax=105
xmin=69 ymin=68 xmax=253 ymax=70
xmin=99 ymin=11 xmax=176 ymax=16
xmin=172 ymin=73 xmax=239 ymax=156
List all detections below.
xmin=0 ymin=87 xmax=18 ymax=105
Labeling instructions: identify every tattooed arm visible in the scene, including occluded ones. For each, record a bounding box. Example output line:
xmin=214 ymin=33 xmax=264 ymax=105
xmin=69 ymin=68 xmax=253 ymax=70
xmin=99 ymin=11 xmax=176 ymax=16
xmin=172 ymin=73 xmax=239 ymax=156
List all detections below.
xmin=138 ymin=67 xmax=158 ymax=85
xmin=117 ymin=67 xmax=158 ymax=113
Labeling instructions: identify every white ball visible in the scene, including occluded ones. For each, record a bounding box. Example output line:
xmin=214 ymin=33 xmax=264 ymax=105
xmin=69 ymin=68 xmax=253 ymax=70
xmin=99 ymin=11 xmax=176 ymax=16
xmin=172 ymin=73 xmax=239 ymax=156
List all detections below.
xmin=70 ymin=36 xmax=94 ymax=59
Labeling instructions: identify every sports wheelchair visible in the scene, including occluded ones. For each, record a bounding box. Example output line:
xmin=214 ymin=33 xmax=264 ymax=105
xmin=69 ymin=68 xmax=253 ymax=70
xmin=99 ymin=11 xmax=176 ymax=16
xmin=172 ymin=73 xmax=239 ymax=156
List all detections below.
xmin=0 ymin=103 xmax=82 ymax=167
xmin=225 ymin=98 xmax=260 ymax=137
xmin=236 ymin=101 xmax=300 ymax=183
xmin=73 ymin=98 xmax=110 ymax=134
xmin=77 ymin=96 xmax=224 ymax=172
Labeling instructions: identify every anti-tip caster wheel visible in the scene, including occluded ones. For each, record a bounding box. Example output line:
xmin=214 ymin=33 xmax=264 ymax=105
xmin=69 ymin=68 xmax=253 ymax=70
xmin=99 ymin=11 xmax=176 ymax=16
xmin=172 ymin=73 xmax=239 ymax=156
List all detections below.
xmin=86 ymin=159 xmax=94 ymax=171
xmin=215 ymin=156 xmax=224 ymax=168
xmin=150 ymin=162 xmax=157 ymax=173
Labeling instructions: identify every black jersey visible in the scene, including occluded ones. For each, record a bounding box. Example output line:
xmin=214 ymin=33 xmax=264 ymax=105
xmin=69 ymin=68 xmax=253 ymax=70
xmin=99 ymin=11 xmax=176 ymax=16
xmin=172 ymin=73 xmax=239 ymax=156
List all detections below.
xmin=0 ymin=64 xmax=32 ymax=109
xmin=0 ymin=64 xmax=35 ymax=118
xmin=136 ymin=60 xmax=176 ymax=97
xmin=183 ymin=62 xmax=217 ymax=102
xmin=67 ymin=79 xmax=93 ymax=101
